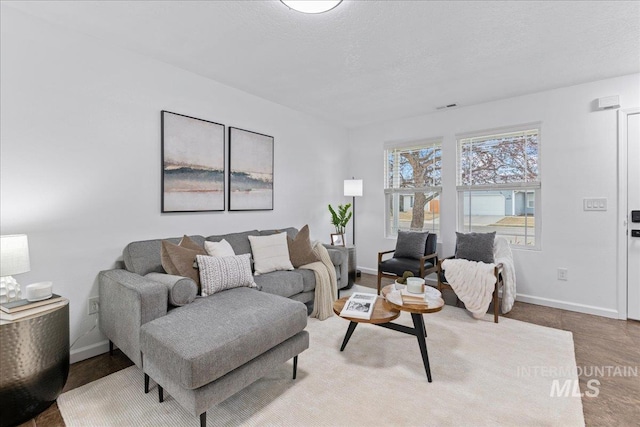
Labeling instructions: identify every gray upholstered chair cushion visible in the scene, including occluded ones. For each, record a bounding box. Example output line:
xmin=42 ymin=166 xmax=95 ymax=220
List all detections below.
xmin=253 ymin=271 xmax=304 ymax=298
xmin=455 ymin=231 xmax=496 ymax=264
xmin=394 ymin=231 xmax=429 ymax=259
xmin=139 ymin=287 xmax=307 ymax=390
xmin=145 ymin=273 xmax=197 ymax=307
xmin=205 ymin=231 xmax=259 ymax=255
xmin=379 ymin=257 xmax=435 ymax=277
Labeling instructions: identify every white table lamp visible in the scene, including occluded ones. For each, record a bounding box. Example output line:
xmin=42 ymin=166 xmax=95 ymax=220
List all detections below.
xmin=0 ymin=234 xmax=31 ymax=303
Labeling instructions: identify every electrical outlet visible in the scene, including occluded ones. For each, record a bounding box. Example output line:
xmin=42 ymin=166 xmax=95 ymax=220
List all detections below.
xmin=557 ymin=268 xmax=568 ymax=281
xmin=88 ymin=297 xmax=99 ymax=315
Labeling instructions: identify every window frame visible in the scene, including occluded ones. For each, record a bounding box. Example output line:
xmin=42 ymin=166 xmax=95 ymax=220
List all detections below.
xmin=455 ymin=123 xmax=542 ymax=250
xmin=384 ymin=137 xmax=443 ymax=238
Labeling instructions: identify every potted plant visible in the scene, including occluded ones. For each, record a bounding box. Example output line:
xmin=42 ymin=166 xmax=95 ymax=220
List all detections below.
xmin=395 ymin=271 xmax=413 ymax=290
xmin=328 ymin=203 xmax=352 ymax=235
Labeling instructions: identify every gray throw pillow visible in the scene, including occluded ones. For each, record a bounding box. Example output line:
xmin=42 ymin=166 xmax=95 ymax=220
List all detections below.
xmin=455 ymin=232 xmax=496 ymax=264
xmin=394 ymin=231 xmax=429 ymax=260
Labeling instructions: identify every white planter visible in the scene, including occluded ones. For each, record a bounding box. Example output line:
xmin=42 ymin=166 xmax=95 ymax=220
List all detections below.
xmin=393 ymin=281 xmax=407 ymax=291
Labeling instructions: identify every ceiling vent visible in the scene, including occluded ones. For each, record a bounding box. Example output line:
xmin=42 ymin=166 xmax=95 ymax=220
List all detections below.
xmin=436 ymin=103 xmax=458 ymax=110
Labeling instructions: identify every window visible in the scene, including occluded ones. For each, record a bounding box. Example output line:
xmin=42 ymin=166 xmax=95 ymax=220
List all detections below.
xmin=457 ymin=125 xmax=541 ymax=248
xmin=384 ymin=139 xmax=442 ymax=237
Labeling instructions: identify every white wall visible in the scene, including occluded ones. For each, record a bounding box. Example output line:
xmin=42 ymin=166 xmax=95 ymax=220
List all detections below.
xmin=348 ymin=74 xmax=640 ymax=318
xmin=0 ymin=5 xmax=349 ymax=362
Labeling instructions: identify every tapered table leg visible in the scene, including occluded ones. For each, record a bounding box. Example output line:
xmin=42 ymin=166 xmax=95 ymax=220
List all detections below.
xmin=339 ymin=321 xmax=358 ymax=351
xmin=411 ymin=313 xmax=432 ymax=382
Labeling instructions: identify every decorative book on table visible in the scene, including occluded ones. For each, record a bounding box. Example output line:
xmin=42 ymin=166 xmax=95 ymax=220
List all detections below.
xmin=0 ymin=297 xmax=68 ymax=321
xmin=1 ymin=294 xmax=64 ymax=313
xmin=340 ymin=292 xmax=377 ymax=319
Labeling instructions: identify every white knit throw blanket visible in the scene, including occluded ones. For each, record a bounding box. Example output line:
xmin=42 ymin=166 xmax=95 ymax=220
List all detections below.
xmin=442 ymin=236 xmax=516 ymax=318
xmin=301 ymin=242 xmax=337 ymax=320
xmin=442 ymin=258 xmax=497 ymax=319
xmin=494 ymin=237 xmax=516 ymax=313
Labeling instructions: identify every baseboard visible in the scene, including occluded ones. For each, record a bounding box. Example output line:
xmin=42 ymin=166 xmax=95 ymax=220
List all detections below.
xmin=358 ymin=266 xmax=377 ymax=275
xmin=70 ymin=340 xmax=110 ymax=364
xmin=358 ymin=266 xmax=619 ymax=319
xmin=515 ymin=293 xmax=619 ymax=319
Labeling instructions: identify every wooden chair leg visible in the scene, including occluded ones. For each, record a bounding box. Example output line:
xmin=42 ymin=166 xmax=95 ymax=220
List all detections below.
xmin=377 ymin=271 xmax=382 ymax=295
xmin=493 ymin=286 xmax=499 ymax=323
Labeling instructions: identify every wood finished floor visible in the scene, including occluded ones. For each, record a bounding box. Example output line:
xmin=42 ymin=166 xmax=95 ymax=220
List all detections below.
xmin=22 ymin=273 xmax=639 ymax=427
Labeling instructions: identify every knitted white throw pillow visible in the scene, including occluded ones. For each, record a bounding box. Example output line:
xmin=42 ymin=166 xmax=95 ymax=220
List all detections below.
xmin=197 ymin=254 xmax=257 ymax=297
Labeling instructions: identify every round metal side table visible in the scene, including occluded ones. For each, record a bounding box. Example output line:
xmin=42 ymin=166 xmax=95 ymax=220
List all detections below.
xmin=0 ymin=300 xmax=69 ymax=426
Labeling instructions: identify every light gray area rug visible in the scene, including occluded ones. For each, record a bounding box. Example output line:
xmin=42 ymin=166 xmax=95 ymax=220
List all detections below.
xmin=58 ymin=292 xmax=584 ymax=426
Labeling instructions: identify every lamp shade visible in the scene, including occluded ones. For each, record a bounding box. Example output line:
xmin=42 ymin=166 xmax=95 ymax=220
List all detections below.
xmin=344 ymin=179 xmax=363 ymax=197
xmin=0 ymin=234 xmax=31 ymax=276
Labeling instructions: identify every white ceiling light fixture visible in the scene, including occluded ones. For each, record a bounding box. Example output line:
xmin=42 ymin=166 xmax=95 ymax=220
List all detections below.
xmin=281 ymin=0 xmax=342 ymax=14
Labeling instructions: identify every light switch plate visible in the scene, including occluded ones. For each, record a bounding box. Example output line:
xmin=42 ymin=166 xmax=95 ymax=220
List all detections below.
xmin=583 ymin=198 xmax=607 ymax=211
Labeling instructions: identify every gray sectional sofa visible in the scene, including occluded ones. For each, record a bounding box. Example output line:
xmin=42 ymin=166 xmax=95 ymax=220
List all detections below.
xmin=98 ymin=227 xmax=349 ymax=426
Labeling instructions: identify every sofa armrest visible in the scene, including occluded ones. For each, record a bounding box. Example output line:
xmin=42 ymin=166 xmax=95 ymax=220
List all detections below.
xmin=98 ymin=269 xmax=168 ymax=368
xmin=323 ymin=244 xmax=349 ymax=289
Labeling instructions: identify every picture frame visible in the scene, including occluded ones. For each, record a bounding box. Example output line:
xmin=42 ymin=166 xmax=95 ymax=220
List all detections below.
xmin=331 ymin=233 xmax=345 ymax=246
xmin=228 ymin=127 xmax=274 ymax=211
xmin=161 ymin=111 xmax=225 ymax=212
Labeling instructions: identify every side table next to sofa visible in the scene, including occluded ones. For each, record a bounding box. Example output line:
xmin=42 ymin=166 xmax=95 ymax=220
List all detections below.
xmin=346 ymin=245 xmax=357 ymax=287
xmin=0 ymin=300 xmax=70 ymax=426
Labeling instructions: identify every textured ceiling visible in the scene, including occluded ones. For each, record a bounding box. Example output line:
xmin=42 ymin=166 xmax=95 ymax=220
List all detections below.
xmin=6 ymin=1 xmax=640 ymax=128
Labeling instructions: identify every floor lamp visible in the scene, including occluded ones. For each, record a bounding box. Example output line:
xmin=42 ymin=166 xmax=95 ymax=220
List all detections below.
xmin=344 ymin=178 xmax=363 ymax=277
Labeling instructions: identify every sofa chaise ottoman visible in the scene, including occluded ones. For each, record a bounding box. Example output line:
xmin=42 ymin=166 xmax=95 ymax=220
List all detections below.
xmin=140 ymin=288 xmax=308 ymax=426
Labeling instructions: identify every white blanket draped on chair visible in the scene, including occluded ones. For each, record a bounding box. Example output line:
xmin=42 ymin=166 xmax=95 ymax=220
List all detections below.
xmin=441 ymin=237 xmax=516 ymax=318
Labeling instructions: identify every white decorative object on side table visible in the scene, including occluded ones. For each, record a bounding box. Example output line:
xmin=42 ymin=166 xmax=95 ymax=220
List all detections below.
xmin=0 ymin=234 xmax=31 ymax=303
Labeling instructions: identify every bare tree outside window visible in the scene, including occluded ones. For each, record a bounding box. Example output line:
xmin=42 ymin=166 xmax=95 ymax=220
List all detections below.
xmin=385 ymin=141 xmax=442 ymax=236
xmin=460 ymin=130 xmax=538 ymax=185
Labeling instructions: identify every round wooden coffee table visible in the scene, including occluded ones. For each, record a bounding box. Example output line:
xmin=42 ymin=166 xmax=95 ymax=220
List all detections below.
xmin=333 ymin=295 xmax=399 ymax=352
xmin=333 ymin=287 xmax=444 ymax=382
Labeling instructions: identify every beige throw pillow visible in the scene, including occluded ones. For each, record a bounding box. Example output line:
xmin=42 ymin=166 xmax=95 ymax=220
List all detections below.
xmin=204 ymin=239 xmax=236 ymax=257
xmin=160 ymin=236 xmax=207 ymax=291
xmin=287 ymin=225 xmax=319 ymax=268
xmin=248 ymin=232 xmax=294 ymax=275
